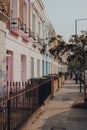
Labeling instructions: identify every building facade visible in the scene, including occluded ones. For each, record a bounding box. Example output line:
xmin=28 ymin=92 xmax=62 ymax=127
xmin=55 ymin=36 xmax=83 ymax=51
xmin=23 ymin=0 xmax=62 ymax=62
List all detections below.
xmin=0 ymin=0 xmax=59 ymax=94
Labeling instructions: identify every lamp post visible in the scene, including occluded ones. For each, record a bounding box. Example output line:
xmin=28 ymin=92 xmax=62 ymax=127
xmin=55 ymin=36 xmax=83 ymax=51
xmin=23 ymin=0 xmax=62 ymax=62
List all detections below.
xmin=75 ymin=19 xmax=87 ymax=101
xmin=75 ymin=18 xmax=87 ymax=85
xmin=80 ymin=32 xmax=87 ymax=100
xmin=75 ymin=18 xmax=87 ymax=36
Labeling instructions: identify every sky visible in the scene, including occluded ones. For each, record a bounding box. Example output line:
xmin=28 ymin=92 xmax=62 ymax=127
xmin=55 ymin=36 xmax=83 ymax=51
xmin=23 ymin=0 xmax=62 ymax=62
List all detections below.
xmin=42 ymin=0 xmax=87 ymax=42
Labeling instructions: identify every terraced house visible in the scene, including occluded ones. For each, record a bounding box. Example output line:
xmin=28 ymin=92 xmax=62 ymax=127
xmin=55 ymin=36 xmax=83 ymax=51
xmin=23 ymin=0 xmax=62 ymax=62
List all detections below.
xmin=0 ymin=0 xmax=58 ymax=95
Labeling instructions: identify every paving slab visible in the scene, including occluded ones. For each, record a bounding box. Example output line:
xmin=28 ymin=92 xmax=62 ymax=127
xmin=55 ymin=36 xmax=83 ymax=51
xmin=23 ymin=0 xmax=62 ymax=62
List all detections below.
xmin=20 ymin=79 xmax=87 ymax=130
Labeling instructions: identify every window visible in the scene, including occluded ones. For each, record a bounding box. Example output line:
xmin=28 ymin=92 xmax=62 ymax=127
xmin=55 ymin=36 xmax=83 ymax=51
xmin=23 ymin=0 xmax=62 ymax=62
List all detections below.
xmin=10 ymin=0 xmax=19 ymax=19
xmin=51 ymin=63 xmax=52 ymax=73
xmin=38 ymin=20 xmax=40 ymax=37
xmin=6 ymin=50 xmax=13 ymax=82
xmin=46 ymin=61 xmax=48 ymax=75
xmin=21 ymin=55 xmax=26 ymax=82
xmin=10 ymin=0 xmax=19 ymax=29
xmin=32 ymin=13 xmax=36 ymax=35
xmin=42 ymin=60 xmax=44 ymax=76
xmin=23 ymin=0 xmax=28 ymax=28
xmin=31 ymin=57 xmax=34 ymax=78
xmin=37 ymin=59 xmax=40 ymax=77
xmin=49 ymin=62 xmax=50 ymax=74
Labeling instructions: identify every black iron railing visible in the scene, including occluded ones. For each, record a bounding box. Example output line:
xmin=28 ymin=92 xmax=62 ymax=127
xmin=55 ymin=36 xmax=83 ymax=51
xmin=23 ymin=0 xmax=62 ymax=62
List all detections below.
xmin=11 ymin=18 xmax=36 ymax=39
xmin=0 ymin=78 xmax=52 ymax=130
xmin=25 ymin=28 xmax=34 ymax=37
xmin=11 ymin=18 xmax=26 ymax=32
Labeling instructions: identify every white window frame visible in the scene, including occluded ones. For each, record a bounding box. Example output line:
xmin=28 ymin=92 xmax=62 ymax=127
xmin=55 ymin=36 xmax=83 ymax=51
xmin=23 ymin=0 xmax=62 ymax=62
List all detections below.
xmin=23 ymin=0 xmax=29 ymax=28
xmin=10 ymin=0 xmax=19 ymax=28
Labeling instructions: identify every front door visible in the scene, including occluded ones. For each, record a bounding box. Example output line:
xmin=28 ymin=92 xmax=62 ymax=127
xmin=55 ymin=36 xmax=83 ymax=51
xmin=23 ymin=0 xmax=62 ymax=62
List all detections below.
xmin=6 ymin=51 xmax=13 ymax=82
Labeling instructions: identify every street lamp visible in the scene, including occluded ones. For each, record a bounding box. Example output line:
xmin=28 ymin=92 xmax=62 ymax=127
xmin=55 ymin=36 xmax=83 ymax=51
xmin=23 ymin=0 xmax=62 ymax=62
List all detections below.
xmin=75 ymin=18 xmax=87 ymax=101
xmin=75 ymin=18 xmax=87 ymax=36
xmin=75 ymin=18 xmax=87 ymax=85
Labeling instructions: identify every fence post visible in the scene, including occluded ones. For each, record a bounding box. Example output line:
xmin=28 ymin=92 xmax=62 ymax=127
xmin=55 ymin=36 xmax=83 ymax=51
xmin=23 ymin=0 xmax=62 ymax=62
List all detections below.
xmin=7 ymin=99 xmax=11 ymax=130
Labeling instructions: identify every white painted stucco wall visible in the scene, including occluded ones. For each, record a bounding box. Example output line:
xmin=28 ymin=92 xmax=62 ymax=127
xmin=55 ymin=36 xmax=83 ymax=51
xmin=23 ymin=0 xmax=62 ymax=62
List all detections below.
xmin=6 ymin=30 xmax=31 ymax=81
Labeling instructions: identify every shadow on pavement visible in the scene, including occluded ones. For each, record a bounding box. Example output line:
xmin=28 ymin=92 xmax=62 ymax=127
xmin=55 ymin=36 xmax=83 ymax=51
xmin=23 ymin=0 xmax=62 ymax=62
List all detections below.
xmin=52 ymin=91 xmax=84 ymax=102
xmin=40 ymin=107 xmax=87 ymax=130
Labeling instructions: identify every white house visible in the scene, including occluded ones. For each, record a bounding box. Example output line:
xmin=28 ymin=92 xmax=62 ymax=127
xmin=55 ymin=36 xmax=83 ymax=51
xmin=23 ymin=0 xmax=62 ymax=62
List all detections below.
xmin=0 ymin=0 xmax=59 ymax=96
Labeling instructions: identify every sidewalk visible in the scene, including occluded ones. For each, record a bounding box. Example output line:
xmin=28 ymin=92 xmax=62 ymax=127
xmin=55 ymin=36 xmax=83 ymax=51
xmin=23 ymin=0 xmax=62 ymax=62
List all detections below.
xmin=20 ymin=79 xmax=87 ymax=130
